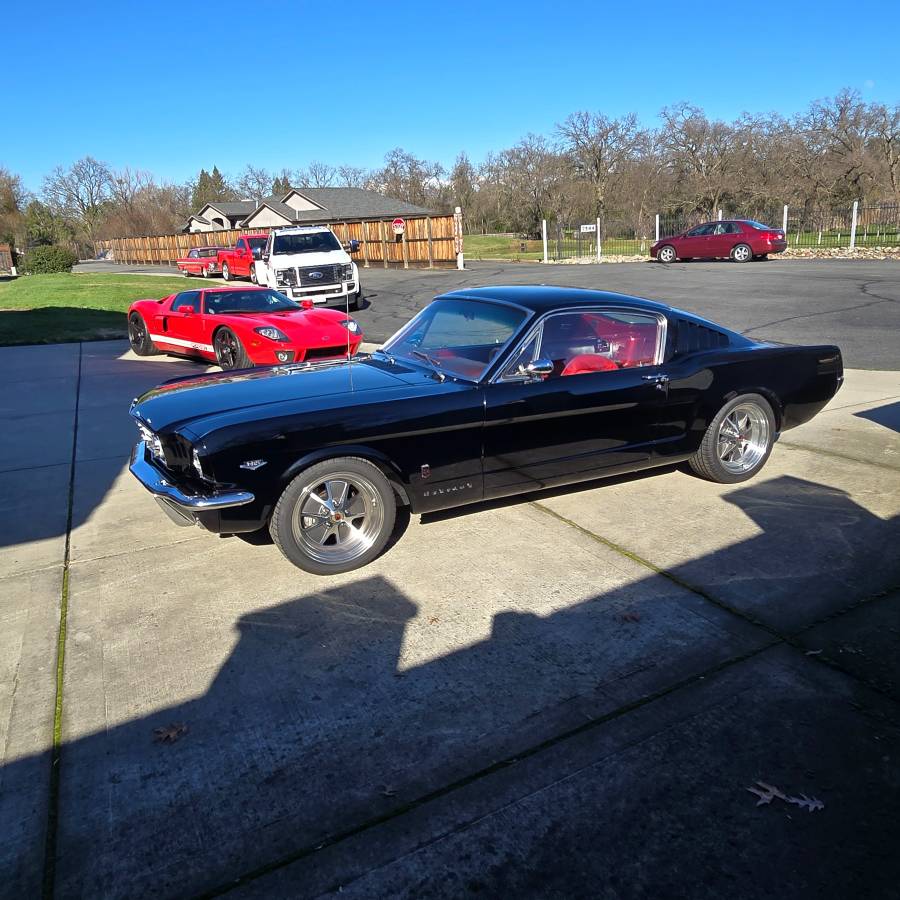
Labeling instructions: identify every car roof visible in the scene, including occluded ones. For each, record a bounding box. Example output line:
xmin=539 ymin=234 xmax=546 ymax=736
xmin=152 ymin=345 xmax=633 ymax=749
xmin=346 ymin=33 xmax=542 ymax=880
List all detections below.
xmin=437 ymin=285 xmax=673 ymax=315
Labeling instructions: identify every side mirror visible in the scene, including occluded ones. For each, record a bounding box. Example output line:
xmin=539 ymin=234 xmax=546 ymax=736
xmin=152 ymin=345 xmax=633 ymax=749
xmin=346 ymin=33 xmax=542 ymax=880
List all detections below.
xmin=262 ymin=253 xmax=269 ymax=262
xmin=252 ymin=247 xmax=262 ymax=259
xmin=524 ymin=358 xmax=553 ymax=380
xmin=348 ymin=239 xmax=360 ymax=253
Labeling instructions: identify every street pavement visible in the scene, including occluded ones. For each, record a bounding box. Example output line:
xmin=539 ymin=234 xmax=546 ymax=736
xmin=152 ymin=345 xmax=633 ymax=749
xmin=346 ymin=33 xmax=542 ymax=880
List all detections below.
xmin=2 ymin=273 xmax=900 ymax=897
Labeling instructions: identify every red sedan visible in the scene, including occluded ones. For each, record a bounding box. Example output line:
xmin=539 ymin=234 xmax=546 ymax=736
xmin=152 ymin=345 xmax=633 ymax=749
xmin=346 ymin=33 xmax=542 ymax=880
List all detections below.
xmin=650 ymin=219 xmax=787 ymax=263
xmin=127 ymin=287 xmax=363 ymax=370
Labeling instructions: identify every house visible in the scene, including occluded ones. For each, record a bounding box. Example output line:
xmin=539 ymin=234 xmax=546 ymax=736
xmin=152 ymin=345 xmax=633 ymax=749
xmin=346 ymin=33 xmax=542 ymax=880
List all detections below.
xmin=183 ymin=188 xmax=435 ymax=233
xmin=186 ymin=201 xmax=261 ymax=232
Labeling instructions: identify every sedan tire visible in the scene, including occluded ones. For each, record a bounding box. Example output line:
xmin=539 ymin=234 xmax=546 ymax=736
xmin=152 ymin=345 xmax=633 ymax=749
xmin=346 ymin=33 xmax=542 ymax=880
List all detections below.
xmin=128 ymin=312 xmax=160 ymax=356
xmin=270 ymin=457 xmax=397 ymax=574
xmin=657 ymin=245 xmax=677 ymax=264
xmin=731 ymin=243 xmax=752 ymax=263
xmin=689 ymin=393 xmax=776 ymax=484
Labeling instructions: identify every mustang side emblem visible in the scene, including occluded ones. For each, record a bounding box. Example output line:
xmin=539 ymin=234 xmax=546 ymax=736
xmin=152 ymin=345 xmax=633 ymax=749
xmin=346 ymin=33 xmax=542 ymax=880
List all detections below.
xmin=239 ymin=459 xmax=268 ymax=470
xmin=423 ymin=481 xmax=473 ymax=498
xmin=308 ymin=271 xmax=324 ymax=279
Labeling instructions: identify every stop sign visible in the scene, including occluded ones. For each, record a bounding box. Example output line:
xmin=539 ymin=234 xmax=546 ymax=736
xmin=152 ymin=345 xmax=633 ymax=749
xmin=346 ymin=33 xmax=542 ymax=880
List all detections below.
xmin=392 ymin=217 xmax=405 ymax=235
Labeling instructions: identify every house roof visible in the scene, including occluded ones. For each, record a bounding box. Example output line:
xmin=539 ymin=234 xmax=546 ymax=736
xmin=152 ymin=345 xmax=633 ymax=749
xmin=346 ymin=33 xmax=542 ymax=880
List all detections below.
xmin=286 ymin=187 xmax=434 ymax=218
xmin=201 ymin=201 xmax=260 ymax=218
xmin=192 ymin=188 xmax=436 ymax=230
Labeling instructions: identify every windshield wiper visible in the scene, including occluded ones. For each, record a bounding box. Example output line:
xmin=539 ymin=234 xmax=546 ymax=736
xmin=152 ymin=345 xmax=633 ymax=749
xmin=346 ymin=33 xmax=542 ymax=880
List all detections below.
xmin=410 ymin=349 xmax=443 ymax=368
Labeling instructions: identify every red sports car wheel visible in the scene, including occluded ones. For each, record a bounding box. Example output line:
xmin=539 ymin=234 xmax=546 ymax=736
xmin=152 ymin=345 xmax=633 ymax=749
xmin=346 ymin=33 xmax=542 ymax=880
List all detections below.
xmin=214 ymin=327 xmax=251 ymax=370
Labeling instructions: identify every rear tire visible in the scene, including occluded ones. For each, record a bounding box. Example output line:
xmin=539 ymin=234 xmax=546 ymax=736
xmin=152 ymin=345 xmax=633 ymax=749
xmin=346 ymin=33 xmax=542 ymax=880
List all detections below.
xmin=689 ymin=393 xmax=776 ymax=484
xmin=128 ymin=312 xmax=160 ymax=356
xmin=221 ymin=262 xmax=231 ymax=281
xmin=732 ymin=243 xmax=752 ymax=263
xmin=269 ymin=457 xmax=397 ymax=574
xmin=213 ymin=327 xmax=252 ymax=370
xmin=657 ymin=245 xmax=677 ymax=264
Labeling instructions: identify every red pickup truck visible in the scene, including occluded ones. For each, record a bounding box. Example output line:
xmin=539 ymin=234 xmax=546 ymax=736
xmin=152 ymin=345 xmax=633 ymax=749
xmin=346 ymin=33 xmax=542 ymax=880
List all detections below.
xmin=217 ymin=234 xmax=268 ymax=283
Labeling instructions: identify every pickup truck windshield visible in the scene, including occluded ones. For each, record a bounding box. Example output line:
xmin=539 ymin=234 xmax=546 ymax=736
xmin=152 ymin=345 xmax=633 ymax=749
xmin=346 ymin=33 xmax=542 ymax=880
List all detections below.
xmin=205 ymin=289 xmax=299 ymax=314
xmin=273 ymin=232 xmax=342 ymax=254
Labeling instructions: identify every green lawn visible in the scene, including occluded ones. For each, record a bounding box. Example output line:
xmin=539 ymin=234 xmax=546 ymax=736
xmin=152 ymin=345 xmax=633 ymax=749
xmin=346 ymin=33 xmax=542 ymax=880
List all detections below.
xmin=0 ymin=273 xmax=193 ymax=346
xmin=463 ymin=234 xmax=544 ymax=261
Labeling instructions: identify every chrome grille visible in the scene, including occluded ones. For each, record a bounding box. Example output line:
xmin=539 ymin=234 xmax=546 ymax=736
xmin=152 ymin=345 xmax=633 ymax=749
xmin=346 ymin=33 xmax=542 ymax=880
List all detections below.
xmin=297 ymin=264 xmax=342 ymax=286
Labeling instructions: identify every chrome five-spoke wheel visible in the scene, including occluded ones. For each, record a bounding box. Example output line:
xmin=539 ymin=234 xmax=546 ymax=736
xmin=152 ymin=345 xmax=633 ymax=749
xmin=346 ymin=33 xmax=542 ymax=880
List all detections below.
xmin=689 ymin=393 xmax=776 ymax=483
xmin=292 ymin=473 xmax=384 ymax=566
xmin=270 ymin=457 xmax=397 ymax=574
xmin=716 ymin=402 xmax=770 ymax=474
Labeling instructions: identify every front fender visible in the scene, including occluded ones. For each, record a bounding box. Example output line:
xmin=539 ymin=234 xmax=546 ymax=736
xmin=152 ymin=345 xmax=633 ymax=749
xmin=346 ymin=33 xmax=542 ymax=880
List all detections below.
xmin=280 ymin=445 xmax=411 ymax=505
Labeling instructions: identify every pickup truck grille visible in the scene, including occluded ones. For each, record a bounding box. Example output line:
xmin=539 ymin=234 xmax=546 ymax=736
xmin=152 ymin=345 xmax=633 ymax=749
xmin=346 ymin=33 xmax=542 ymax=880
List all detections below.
xmin=297 ymin=264 xmax=342 ymax=286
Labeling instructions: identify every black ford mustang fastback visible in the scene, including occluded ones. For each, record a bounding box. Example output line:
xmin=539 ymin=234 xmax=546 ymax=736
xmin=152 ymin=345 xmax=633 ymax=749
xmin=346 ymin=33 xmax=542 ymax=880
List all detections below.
xmin=129 ymin=286 xmax=843 ymax=574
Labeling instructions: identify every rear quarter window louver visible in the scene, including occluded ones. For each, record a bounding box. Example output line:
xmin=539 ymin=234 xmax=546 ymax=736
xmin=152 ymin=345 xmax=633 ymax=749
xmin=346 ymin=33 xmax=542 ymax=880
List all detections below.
xmin=674 ymin=320 xmax=730 ymax=355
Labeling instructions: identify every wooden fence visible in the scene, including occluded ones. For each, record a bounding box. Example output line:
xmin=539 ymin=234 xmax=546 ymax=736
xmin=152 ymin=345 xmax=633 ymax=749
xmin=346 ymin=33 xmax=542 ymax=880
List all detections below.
xmin=0 ymin=243 xmax=12 ymax=273
xmin=94 ymin=214 xmax=461 ymax=268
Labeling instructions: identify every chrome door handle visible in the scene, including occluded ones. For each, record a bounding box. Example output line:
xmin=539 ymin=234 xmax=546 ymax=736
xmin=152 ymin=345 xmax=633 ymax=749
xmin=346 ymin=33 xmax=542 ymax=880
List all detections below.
xmin=642 ymin=373 xmax=670 ymax=390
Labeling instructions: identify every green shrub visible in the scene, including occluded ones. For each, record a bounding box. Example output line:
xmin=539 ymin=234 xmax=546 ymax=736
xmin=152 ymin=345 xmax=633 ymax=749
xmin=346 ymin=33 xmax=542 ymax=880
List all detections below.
xmin=23 ymin=245 xmax=79 ymax=274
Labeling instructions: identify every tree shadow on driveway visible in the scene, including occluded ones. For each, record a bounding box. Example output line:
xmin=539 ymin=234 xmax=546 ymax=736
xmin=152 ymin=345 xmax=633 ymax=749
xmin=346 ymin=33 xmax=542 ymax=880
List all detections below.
xmin=2 ymin=477 xmax=899 ymax=898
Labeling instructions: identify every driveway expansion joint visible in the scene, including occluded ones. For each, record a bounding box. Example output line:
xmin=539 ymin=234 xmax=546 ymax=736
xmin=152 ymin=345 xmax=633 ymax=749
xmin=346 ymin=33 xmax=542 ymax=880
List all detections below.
xmin=529 ymin=500 xmax=900 ymax=707
xmin=41 ymin=342 xmax=82 ymax=900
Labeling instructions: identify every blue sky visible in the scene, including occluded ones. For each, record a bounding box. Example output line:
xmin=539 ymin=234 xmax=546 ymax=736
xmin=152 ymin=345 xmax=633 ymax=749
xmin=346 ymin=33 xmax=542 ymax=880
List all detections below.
xmin=4 ymin=0 xmax=897 ymax=191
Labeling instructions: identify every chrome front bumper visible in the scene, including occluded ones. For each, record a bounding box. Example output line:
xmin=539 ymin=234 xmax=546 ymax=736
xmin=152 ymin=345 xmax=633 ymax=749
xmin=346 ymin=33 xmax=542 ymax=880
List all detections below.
xmin=129 ymin=441 xmax=255 ymax=526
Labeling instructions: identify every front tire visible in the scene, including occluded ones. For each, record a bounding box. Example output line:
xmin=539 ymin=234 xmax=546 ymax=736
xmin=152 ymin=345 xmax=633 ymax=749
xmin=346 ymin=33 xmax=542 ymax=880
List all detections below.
xmin=732 ymin=243 xmax=752 ymax=263
xmin=689 ymin=394 xmax=776 ymax=484
xmin=657 ymin=245 xmax=677 ymax=264
xmin=128 ymin=312 xmax=160 ymax=356
xmin=214 ymin=327 xmax=252 ymax=370
xmin=250 ymin=264 xmax=258 ymax=284
xmin=347 ymin=291 xmax=361 ymax=311
xmin=269 ymin=457 xmax=397 ymax=574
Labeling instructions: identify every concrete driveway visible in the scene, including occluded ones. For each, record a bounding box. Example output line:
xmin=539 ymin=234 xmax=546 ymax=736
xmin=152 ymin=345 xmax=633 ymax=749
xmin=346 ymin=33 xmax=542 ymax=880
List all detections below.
xmin=2 ymin=337 xmax=900 ymax=893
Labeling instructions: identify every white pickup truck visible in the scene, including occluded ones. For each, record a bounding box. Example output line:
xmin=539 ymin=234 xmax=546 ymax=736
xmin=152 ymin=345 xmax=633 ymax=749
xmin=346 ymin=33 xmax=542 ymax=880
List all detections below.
xmin=253 ymin=225 xmax=364 ymax=310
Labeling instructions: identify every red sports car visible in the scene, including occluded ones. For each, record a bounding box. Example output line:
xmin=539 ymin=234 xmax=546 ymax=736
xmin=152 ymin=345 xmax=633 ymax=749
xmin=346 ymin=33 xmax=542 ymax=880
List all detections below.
xmin=650 ymin=219 xmax=787 ymax=263
xmin=127 ymin=286 xmax=363 ymax=369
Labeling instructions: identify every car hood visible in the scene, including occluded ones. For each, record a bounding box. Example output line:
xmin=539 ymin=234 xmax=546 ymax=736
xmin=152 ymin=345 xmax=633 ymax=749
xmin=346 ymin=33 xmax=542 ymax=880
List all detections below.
xmin=130 ymin=356 xmax=448 ymax=438
xmin=268 ymin=249 xmax=351 ymax=267
xmin=224 ymin=308 xmax=357 ymax=345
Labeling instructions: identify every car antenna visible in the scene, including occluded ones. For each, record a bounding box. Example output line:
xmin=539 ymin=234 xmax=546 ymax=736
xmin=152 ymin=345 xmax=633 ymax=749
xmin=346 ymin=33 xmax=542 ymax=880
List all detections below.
xmin=345 ymin=280 xmax=353 ymax=391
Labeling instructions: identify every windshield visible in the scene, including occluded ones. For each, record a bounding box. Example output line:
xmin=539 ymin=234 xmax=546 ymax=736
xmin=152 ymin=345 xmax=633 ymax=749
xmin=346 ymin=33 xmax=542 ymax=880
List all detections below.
xmin=383 ymin=297 xmax=528 ymax=381
xmin=205 ymin=289 xmax=299 ymax=315
xmin=272 ymin=231 xmax=341 ymax=255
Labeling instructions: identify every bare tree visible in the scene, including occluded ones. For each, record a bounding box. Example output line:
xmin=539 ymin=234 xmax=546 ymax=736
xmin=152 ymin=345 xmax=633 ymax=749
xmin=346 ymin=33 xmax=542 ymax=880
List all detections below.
xmin=336 ymin=165 xmax=370 ymax=188
xmin=0 ymin=167 xmax=29 ymax=246
xmin=557 ymin=111 xmax=645 ymax=235
xmin=236 ymin=165 xmax=274 ymax=201
xmin=298 ymin=161 xmax=337 ymax=188
xmin=870 ymin=102 xmax=900 ymax=200
xmin=42 ymin=156 xmax=113 ymax=242
xmin=660 ymin=104 xmax=737 ymax=217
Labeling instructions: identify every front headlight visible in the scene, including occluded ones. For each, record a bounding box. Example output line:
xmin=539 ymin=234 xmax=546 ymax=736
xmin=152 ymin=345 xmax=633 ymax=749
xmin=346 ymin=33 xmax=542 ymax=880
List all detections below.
xmin=341 ymin=263 xmax=353 ymax=280
xmin=255 ymin=326 xmax=290 ymax=342
xmin=339 ymin=318 xmax=361 ymax=334
xmin=276 ymin=268 xmax=297 ymax=286
xmin=137 ymin=423 xmax=164 ymax=462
